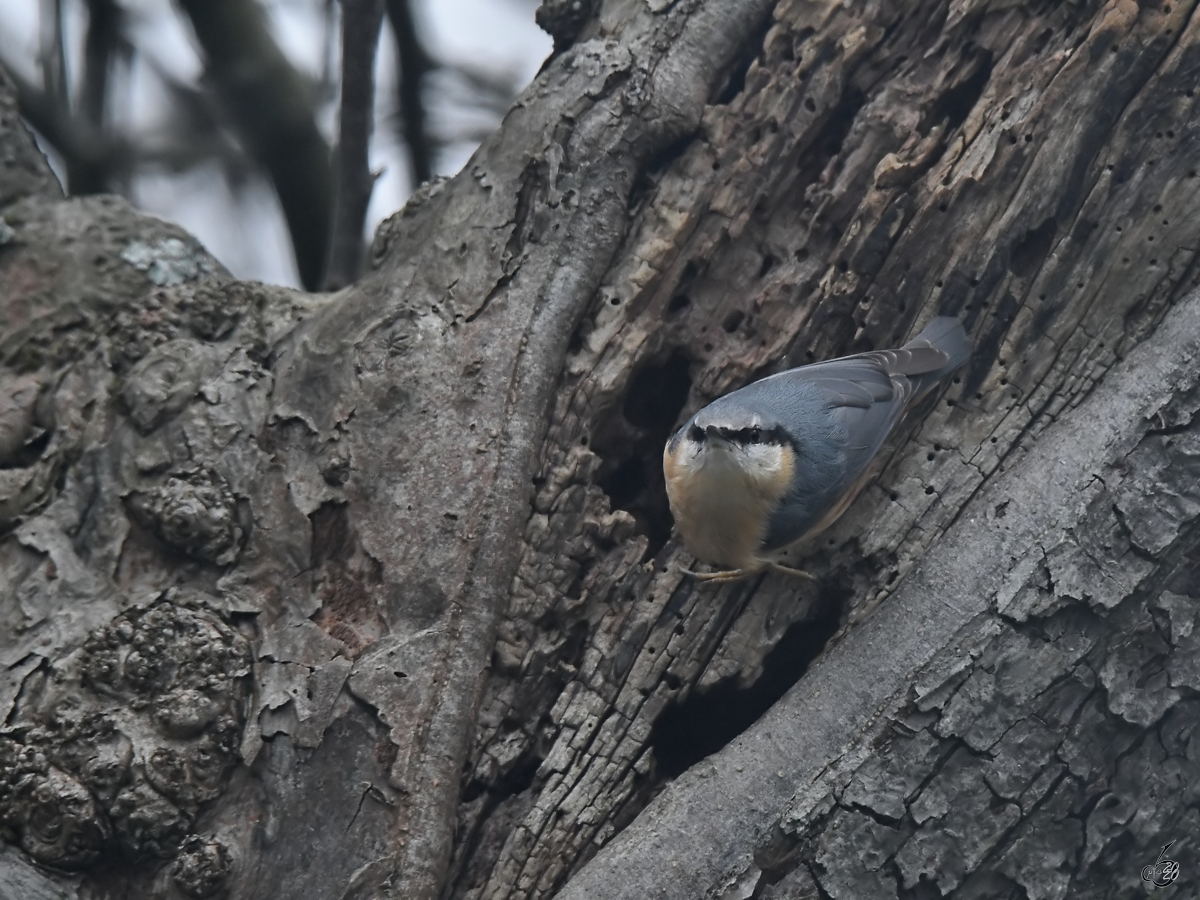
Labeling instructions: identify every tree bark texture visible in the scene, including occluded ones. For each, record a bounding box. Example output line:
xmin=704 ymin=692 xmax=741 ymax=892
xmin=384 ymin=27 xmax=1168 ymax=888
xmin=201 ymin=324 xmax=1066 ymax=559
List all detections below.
xmin=1 ymin=1 xmax=1198 ymax=899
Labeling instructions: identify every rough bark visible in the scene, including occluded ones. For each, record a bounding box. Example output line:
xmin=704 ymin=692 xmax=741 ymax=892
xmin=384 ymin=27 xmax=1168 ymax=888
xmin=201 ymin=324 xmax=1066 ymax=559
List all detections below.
xmin=2 ymin=0 xmax=1199 ymax=899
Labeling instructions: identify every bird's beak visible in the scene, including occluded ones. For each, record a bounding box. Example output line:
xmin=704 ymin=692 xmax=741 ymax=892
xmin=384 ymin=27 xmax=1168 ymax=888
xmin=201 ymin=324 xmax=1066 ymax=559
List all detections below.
xmin=704 ymin=424 xmax=732 ymax=447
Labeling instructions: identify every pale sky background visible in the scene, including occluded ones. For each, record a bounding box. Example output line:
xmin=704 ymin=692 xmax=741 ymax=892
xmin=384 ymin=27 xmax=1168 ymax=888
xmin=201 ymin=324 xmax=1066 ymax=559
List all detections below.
xmin=0 ymin=0 xmax=552 ymax=286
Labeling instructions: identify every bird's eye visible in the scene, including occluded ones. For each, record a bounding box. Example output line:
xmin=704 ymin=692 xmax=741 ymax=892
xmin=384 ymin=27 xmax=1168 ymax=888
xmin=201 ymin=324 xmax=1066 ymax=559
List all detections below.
xmin=749 ymin=427 xmax=762 ymax=443
xmin=689 ymin=425 xmax=705 ymax=443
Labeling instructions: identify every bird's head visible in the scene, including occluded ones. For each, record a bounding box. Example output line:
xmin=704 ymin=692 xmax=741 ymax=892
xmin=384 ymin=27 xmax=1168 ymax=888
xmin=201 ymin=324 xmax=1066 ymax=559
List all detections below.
xmin=667 ymin=405 xmax=796 ymax=495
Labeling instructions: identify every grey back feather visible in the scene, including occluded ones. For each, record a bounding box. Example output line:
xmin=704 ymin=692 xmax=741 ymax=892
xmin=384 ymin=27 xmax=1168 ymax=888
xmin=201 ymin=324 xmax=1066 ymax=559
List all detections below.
xmin=761 ymin=316 xmax=967 ymax=549
xmin=668 ymin=317 xmax=969 ymax=553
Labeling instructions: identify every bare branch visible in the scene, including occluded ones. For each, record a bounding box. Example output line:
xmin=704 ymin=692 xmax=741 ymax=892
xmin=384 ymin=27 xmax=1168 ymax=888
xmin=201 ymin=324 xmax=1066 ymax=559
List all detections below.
xmin=68 ymin=0 xmax=122 ymax=193
xmin=176 ymin=0 xmax=333 ymax=290
xmin=37 ymin=0 xmax=68 ymax=107
xmin=3 ymin=61 xmax=127 ymax=182
xmin=385 ymin=0 xmax=434 ymax=186
xmin=323 ymin=0 xmax=385 ymax=291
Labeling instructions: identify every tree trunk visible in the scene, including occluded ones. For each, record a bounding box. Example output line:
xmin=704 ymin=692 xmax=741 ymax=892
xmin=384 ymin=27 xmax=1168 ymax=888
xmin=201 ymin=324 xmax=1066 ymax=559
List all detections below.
xmin=2 ymin=1 xmax=1198 ymax=899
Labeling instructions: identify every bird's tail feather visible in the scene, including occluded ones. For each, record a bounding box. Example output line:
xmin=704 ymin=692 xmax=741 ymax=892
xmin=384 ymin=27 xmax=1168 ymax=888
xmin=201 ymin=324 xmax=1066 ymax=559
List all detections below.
xmin=900 ymin=316 xmax=970 ymax=398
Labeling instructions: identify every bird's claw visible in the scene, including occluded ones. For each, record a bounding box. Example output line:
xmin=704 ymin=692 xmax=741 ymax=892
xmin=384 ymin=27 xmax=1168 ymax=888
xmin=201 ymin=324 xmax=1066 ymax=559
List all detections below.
xmin=676 ymin=561 xmax=814 ymax=583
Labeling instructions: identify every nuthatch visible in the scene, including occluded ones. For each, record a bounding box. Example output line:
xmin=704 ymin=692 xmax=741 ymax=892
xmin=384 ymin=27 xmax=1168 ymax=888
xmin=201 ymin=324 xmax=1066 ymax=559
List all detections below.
xmin=663 ymin=317 xmax=969 ymax=582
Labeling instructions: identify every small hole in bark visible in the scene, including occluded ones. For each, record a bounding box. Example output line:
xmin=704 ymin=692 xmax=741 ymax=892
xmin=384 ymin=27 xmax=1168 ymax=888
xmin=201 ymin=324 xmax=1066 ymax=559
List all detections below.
xmin=1009 ymin=217 xmax=1057 ymax=278
xmin=668 ymin=295 xmax=690 ymax=314
xmin=704 ymin=342 xmax=713 ymax=352
xmin=611 ymin=297 xmax=621 ymax=305
xmin=946 ymin=399 xmax=955 ymax=407
xmin=580 ymin=436 xmax=588 ymax=446
xmin=759 ymin=254 xmax=778 ymax=278
xmin=597 ymin=457 xmax=645 ymax=506
xmin=837 ymin=259 xmax=849 ymax=273
xmin=1154 ymin=204 xmax=1163 ymax=212
xmin=598 ymin=352 xmax=693 ymax=559
xmin=925 ymin=486 xmax=935 ymax=495
xmin=624 ymin=354 xmax=691 ymax=429
xmin=805 ymin=97 xmax=816 ymax=111
xmin=794 ymin=246 xmax=810 ymax=262
xmin=1150 ymin=259 xmax=1158 ymax=266
xmin=991 ymin=436 xmax=998 ymax=443
xmin=927 ymin=453 xmax=935 ymax=461
xmin=649 ymin=591 xmax=842 ymax=778
xmin=889 ymin=492 xmax=899 ymax=502
xmin=722 ymin=311 xmax=745 ymax=333
xmin=936 ymin=279 xmax=944 ymax=288
xmin=938 ymin=203 xmax=948 ymax=212
xmin=712 ymin=159 xmax=721 ymax=171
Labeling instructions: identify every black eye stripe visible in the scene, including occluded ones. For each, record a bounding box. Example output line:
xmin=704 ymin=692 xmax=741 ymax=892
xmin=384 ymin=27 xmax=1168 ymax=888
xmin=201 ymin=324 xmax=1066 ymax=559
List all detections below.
xmin=685 ymin=424 xmax=790 ymax=446
xmin=731 ymin=426 xmax=785 ymax=445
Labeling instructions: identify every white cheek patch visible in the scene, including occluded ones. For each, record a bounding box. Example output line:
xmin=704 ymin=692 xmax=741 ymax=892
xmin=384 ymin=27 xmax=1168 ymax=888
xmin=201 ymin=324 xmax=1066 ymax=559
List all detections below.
xmin=729 ymin=444 xmax=793 ymax=501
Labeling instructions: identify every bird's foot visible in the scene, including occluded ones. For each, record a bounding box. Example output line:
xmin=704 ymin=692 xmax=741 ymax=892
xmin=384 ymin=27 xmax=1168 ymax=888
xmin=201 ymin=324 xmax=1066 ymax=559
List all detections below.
xmin=677 ymin=561 xmax=814 ymax=583
xmin=766 ymin=561 xmax=815 ymax=580
xmin=677 ymin=564 xmax=757 ymax=583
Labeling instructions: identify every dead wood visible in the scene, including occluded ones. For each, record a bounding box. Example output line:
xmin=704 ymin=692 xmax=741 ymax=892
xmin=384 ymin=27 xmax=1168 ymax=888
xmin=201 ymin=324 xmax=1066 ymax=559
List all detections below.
xmin=2 ymin=1 xmax=1199 ymax=898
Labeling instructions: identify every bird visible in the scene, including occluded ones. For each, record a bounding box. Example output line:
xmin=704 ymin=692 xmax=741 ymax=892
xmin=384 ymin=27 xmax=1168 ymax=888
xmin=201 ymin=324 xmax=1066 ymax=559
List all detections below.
xmin=663 ymin=317 xmax=969 ymax=582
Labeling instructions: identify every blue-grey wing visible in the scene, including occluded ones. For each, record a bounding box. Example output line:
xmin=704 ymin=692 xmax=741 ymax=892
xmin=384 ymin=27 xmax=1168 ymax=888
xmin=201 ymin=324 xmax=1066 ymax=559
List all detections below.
xmin=755 ymin=357 xmax=911 ymax=551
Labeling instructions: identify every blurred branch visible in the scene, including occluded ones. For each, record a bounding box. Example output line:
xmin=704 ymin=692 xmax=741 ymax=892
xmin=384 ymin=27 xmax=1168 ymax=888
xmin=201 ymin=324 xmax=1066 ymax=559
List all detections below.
xmin=69 ymin=0 xmax=122 ymax=193
xmin=385 ymin=0 xmax=434 ymax=186
xmin=38 ymin=0 xmax=68 ymax=107
xmin=443 ymin=62 xmax=522 ymax=115
xmin=324 ymin=0 xmax=384 ymax=290
xmin=424 ymin=62 xmax=523 ymax=146
xmin=3 ymin=48 xmax=248 ymax=196
xmin=176 ymin=0 xmax=333 ymax=291
xmin=3 ymin=60 xmax=129 ymax=183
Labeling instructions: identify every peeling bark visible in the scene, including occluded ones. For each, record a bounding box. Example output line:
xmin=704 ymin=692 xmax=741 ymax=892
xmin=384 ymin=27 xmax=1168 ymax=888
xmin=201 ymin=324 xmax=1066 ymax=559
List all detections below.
xmin=3 ymin=1 xmax=1200 ymax=898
